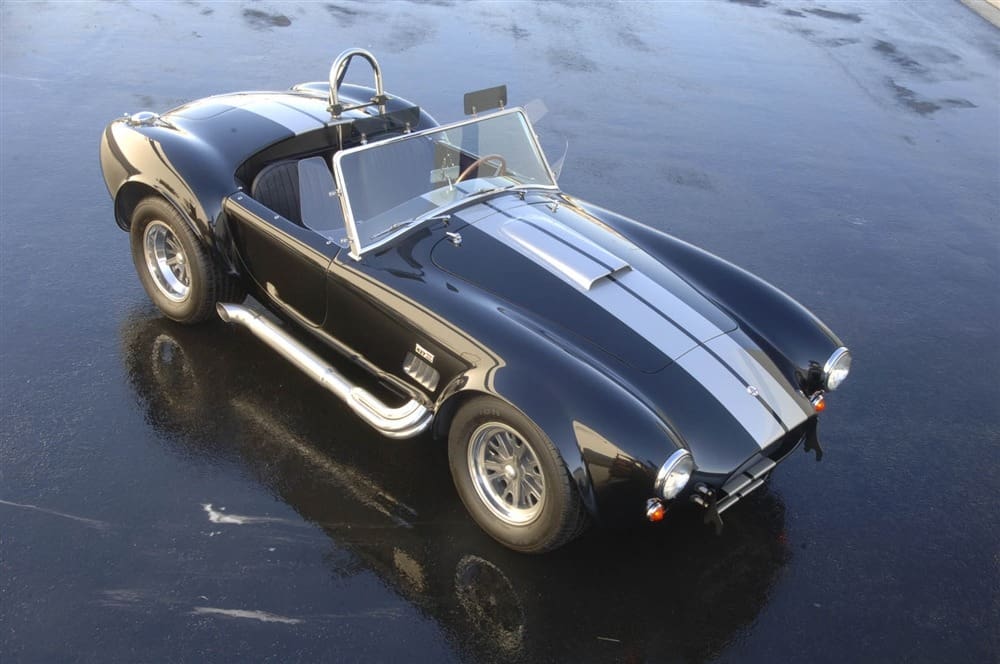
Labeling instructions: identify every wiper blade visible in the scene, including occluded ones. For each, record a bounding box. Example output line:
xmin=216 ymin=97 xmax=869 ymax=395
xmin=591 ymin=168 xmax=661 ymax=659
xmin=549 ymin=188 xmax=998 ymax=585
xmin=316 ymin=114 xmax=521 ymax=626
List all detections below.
xmin=474 ymin=186 xmax=507 ymax=195
xmin=404 ymin=212 xmax=452 ymax=228
xmin=369 ymin=220 xmax=416 ymax=241
xmin=369 ymin=214 xmax=451 ymax=241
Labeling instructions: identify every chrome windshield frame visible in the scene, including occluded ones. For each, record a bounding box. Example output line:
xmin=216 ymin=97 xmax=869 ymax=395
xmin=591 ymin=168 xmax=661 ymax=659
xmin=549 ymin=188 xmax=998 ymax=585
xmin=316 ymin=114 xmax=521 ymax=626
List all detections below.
xmin=332 ymin=107 xmax=559 ymax=260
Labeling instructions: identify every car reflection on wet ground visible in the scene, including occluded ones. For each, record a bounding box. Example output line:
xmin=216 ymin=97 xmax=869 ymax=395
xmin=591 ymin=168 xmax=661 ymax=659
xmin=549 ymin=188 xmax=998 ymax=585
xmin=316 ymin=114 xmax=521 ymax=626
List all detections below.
xmin=119 ymin=314 xmax=790 ymax=662
xmin=1 ymin=1 xmax=997 ymax=662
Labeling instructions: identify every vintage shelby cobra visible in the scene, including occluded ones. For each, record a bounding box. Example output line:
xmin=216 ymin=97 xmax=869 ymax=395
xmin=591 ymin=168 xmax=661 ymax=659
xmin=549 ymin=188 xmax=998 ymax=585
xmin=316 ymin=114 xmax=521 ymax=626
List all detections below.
xmin=100 ymin=49 xmax=851 ymax=553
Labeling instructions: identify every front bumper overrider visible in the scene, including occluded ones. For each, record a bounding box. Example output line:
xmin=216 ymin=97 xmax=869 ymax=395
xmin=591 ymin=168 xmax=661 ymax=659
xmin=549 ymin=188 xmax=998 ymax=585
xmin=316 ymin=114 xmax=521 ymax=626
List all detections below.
xmin=646 ymin=419 xmax=818 ymax=532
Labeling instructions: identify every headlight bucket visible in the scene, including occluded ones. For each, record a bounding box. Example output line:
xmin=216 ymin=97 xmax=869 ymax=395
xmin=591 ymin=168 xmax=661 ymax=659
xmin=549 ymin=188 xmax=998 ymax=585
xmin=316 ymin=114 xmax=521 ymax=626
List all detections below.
xmin=823 ymin=347 xmax=852 ymax=391
xmin=654 ymin=449 xmax=695 ymax=500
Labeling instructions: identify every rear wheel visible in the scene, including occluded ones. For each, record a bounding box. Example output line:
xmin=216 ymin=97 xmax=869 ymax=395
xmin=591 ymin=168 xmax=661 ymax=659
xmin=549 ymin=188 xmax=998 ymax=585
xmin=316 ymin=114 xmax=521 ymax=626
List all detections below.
xmin=129 ymin=197 xmax=244 ymax=323
xmin=448 ymin=396 xmax=588 ymax=553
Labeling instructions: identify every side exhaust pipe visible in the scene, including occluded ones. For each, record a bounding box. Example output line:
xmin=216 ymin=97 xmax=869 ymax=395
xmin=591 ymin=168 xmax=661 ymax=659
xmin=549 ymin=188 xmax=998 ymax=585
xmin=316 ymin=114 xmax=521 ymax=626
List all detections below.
xmin=217 ymin=303 xmax=432 ymax=439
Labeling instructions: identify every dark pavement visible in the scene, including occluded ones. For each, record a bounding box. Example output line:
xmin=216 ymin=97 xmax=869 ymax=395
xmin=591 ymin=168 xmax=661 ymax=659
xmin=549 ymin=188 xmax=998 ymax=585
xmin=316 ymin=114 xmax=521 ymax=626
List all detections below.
xmin=1 ymin=1 xmax=997 ymax=661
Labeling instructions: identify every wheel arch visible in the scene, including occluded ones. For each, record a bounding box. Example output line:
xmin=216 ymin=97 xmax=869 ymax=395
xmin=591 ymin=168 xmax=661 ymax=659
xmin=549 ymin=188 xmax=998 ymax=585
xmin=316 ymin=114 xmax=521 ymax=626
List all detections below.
xmin=435 ymin=384 xmax=602 ymax=520
xmin=116 ymin=181 xmax=244 ymax=280
xmin=115 ymin=180 xmax=204 ymax=240
xmin=432 ymin=352 xmax=682 ymax=525
xmin=432 ymin=387 xmax=487 ymax=442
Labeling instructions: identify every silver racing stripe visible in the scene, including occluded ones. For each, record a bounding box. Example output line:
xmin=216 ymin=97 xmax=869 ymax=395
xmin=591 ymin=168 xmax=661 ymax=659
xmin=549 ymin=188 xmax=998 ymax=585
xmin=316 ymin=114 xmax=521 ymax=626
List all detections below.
xmin=474 ymin=209 xmax=802 ymax=449
xmin=614 ymin=258 xmax=809 ymax=431
xmin=587 ymin=278 xmax=701 ymax=360
xmin=241 ymin=99 xmax=326 ymax=135
xmin=612 ymin=268 xmax=723 ymax=343
xmin=675 ymin=347 xmax=788 ymax=446
xmin=704 ymin=334 xmax=810 ymax=430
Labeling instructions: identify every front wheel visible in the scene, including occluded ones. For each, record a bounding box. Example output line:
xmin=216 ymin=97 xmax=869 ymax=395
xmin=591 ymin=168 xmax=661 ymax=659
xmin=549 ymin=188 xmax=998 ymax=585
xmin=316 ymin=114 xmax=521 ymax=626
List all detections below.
xmin=129 ymin=197 xmax=244 ymax=323
xmin=448 ymin=396 xmax=589 ymax=553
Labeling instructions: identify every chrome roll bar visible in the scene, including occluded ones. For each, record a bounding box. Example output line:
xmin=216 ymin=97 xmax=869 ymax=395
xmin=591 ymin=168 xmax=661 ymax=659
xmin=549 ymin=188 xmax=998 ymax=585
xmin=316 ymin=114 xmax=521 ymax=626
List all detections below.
xmin=328 ymin=48 xmax=387 ymax=118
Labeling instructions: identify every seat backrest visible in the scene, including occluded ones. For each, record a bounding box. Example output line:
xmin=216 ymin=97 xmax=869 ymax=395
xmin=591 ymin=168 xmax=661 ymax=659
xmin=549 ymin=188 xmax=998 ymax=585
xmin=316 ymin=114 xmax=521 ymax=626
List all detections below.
xmin=251 ymin=160 xmax=301 ymax=225
xmin=251 ymin=157 xmax=345 ymax=237
xmin=296 ymin=157 xmax=344 ymax=232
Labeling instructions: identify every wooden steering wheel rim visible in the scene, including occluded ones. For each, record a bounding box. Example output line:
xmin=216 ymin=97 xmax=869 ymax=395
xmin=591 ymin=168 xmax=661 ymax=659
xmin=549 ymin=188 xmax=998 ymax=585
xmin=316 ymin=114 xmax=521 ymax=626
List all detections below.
xmin=456 ymin=154 xmax=507 ymax=183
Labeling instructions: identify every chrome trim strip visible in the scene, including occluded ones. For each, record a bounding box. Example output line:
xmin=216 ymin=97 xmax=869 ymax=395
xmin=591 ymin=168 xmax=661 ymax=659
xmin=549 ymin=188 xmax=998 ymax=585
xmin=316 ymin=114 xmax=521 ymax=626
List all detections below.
xmin=705 ymin=334 xmax=810 ymax=430
xmin=217 ymin=304 xmax=432 ymax=439
xmin=675 ymin=347 xmax=786 ymax=449
xmin=241 ymin=99 xmax=325 ymax=135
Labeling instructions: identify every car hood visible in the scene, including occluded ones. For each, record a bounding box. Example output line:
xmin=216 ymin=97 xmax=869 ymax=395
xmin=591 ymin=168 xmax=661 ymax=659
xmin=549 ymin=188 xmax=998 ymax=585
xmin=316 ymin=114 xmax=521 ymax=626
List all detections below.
xmin=430 ymin=193 xmax=814 ymax=470
xmin=432 ymin=193 xmax=738 ymax=373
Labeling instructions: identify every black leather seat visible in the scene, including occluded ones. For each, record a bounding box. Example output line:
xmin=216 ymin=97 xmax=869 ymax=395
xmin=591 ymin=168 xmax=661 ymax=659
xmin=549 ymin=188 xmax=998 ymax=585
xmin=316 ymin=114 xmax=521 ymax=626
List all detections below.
xmin=251 ymin=157 xmax=345 ymax=239
xmin=252 ymin=160 xmax=302 ymax=225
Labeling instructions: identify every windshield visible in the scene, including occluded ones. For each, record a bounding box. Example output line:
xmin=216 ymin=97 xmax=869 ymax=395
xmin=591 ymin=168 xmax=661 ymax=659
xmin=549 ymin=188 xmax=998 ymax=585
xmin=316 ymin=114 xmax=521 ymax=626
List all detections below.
xmin=334 ymin=109 xmax=555 ymax=255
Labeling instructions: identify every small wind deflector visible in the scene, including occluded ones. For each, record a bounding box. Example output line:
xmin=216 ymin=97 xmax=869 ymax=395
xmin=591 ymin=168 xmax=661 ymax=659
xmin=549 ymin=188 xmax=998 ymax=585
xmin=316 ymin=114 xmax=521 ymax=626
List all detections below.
xmin=464 ymin=85 xmax=507 ymax=116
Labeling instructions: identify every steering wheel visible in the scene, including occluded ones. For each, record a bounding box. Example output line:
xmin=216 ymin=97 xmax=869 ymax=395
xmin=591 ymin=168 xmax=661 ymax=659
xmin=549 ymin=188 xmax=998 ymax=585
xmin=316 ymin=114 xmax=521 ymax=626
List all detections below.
xmin=455 ymin=154 xmax=507 ymax=183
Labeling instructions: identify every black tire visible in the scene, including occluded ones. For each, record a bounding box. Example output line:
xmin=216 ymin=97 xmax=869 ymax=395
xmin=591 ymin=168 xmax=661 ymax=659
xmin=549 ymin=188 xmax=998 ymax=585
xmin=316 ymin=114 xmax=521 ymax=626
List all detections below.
xmin=129 ymin=197 xmax=244 ymax=323
xmin=448 ymin=396 xmax=589 ymax=553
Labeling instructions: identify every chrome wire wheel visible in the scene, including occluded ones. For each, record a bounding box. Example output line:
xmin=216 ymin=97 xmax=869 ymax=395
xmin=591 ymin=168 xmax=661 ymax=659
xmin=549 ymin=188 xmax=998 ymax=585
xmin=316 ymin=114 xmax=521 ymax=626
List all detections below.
xmin=143 ymin=220 xmax=191 ymax=302
xmin=468 ymin=422 xmax=546 ymax=525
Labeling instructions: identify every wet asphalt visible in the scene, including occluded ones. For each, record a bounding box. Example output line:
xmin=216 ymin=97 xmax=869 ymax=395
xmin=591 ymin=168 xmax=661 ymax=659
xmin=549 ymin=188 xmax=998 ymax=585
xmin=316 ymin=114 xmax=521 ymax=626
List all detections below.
xmin=1 ymin=1 xmax=998 ymax=662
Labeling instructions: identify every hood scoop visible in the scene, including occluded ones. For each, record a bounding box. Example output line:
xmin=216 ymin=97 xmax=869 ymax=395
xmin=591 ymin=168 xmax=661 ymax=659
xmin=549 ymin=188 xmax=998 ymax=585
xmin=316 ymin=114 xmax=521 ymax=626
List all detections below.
xmin=499 ymin=216 xmax=630 ymax=290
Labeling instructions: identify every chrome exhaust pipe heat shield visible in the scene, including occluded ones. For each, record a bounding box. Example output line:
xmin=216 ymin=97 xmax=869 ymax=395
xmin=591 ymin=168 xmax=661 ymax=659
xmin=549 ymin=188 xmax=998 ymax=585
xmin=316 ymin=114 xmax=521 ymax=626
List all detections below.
xmin=216 ymin=303 xmax=432 ymax=439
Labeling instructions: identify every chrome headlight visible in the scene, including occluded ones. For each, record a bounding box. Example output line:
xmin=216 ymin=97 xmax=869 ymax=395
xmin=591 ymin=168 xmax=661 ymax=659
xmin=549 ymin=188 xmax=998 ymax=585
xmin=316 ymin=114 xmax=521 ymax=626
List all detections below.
xmin=823 ymin=347 xmax=852 ymax=391
xmin=654 ymin=449 xmax=695 ymax=500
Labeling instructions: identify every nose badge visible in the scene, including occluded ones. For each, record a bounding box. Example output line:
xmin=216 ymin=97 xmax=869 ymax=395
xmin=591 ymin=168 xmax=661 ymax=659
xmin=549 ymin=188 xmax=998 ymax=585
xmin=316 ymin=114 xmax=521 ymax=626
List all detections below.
xmin=746 ymin=385 xmax=760 ymax=397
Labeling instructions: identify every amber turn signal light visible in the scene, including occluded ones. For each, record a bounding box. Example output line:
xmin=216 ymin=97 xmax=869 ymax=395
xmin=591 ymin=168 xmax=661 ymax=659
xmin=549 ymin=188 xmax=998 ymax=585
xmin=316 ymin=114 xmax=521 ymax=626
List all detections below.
xmin=645 ymin=498 xmax=666 ymax=522
xmin=811 ymin=393 xmax=826 ymax=412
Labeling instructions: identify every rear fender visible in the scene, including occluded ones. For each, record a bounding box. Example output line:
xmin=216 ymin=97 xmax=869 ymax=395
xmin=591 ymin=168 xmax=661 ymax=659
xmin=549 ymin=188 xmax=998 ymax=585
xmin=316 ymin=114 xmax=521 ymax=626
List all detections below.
xmin=113 ymin=179 xmax=202 ymax=237
xmin=101 ymin=121 xmax=241 ymax=274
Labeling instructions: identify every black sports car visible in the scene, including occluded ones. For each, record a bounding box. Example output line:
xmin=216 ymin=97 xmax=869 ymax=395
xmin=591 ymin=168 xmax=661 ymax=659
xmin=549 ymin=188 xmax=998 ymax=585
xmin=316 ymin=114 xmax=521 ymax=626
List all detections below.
xmin=100 ymin=48 xmax=852 ymax=553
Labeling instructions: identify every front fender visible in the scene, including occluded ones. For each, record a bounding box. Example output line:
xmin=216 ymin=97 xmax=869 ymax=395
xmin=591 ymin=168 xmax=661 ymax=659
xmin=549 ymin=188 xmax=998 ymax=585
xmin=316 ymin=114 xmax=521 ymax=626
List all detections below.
xmin=573 ymin=197 xmax=844 ymax=392
xmin=437 ymin=307 xmax=686 ymax=525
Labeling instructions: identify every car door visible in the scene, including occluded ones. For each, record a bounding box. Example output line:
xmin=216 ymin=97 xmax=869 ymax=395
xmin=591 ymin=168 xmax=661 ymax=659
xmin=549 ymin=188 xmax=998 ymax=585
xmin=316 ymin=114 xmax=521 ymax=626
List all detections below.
xmin=323 ymin=253 xmax=423 ymax=377
xmin=223 ymin=193 xmax=334 ymax=326
xmin=320 ymin=231 xmax=467 ymax=400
